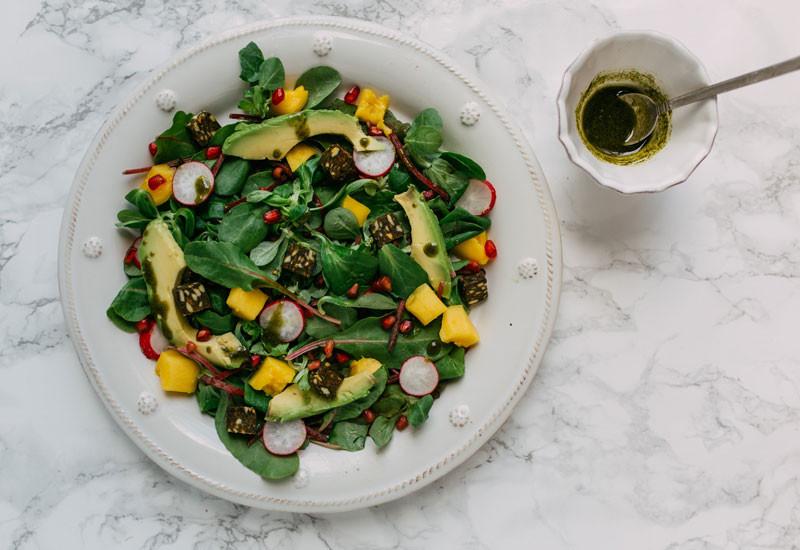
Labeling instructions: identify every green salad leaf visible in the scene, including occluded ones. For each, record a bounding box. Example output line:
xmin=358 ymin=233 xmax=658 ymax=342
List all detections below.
xmin=108 ymin=277 xmax=150 ymax=322
xmin=296 ymin=66 xmax=342 ymax=109
xmin=238 ymin=41 xmax=264 ymax=83
xmin=215 ymin=393 xmax=299 ymax=479
xmin=439 ymin=151 xmax=486 ymax=180
xmin=154 ymin=111 xmax=198 ymax=163
xmin=404 ymin=108 xmax=443 ymax=167
xmin=334 ymin=367 xmax=389 ymax=421
xmin=377 ymin=244 xmax=428 ymax=298
xmin=219 ymin=202 xmax=268 ymax=253
xmin=328 ymin=421 xmax=368 ymax=451
xmin=435 ymin=347 xmax=465 ymax=380
xmin=196 ymin=383 xmax=221 ymax=415
xmin=323 ymin=207 xmax=360 ymax=240
xmin=368 ymin=415 xmax=397 ymax=448
xmin=257 ymin=57 xmax=285 ymax=90
xmin=319 ymin=240 xmax=378 ymax=295
xmin=439 ymin=207 xmax=491 ymax=249
xmin=214 ymin=158 xmax=250 ymax=196
xmin=425 ymin=158 xmax=468 ymax=203
xmin=407 ymin=394 xmax=434 ymax=427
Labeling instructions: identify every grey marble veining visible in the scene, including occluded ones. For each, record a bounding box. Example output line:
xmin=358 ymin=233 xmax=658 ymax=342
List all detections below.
xmin=3 ymin=1 xmax=800 ymax=548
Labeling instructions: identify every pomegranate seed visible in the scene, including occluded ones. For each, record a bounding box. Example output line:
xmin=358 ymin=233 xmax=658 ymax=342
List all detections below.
xmin=308 ymin=359 xmax=321 ymax=371
xmin=271 ymin=87 xmax=285 ymax=105
xmin=485 ymin=239 xmax=497 ymax=259
xmin=372 ymin=275 xmax=392 ymax=293
xmin=124 ymin=244 xmax=140 ymax=269
xmin=148 ymin=142 xmax=158 ymax=156
xmin=263 ymin=209 xmax=281 ymax=224
xmin=272 ymin=164 xmax=289 ymax=182
xmin=395 ymin=415 xmax=409 ymax=431
xmin=250 ymin=355 xmax=262 ymax=368
xmin=147 ymin=174 xmax=165 ymax=190
xmin=139 ymin=332 xmax=159 ymax=360
xmin=368 ymin=125 xmax=383 ymax=136
xmin=186 ymin=341 xmax=197 ymax=353
xmin=334 ymin=351 xmax=350 ymax=364
xmin=205 ymin=146 xmax=221 ymax=160
xmin=346 ymin=283 xmax=360 ymax=299
xmin=399 ymin=320 xmax=413 ymax=334
xmin=315 ymin=274 xmax=326 ymax=288
xmin=354 ymin=235 xmax=362 ymax=245
xmin=436 ymin=282 xmax=445 ymax=297
xmin=344 ymin=85 xmax=360 ymax=105
xmin=463 ymin=260 xmax=481 ymax=273
xmin=381 ymin=315 xmax=396 ymax=331
xmin=323 ymin=340 xmax=335 ymax=358
xmin=362 ymin=409 xmax=376 ymax=424
xmin=135 ymin=318 xmax=152 ymax=334
xmin=422 ymin=190 xmax=435 ymax=200
xmin=196 ymin=328 xmax=212 ymax=342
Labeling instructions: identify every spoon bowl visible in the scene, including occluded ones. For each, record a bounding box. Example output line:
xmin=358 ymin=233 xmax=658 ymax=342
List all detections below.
xmin=619 ymin=92 xmax=665 ymax=147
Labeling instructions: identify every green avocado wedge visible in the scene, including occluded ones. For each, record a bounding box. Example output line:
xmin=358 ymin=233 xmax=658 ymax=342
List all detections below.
xmin=139 ymin=219 xmax=246 ymax=368
xmin=223 ymin=109 xmax=384 ymax=160
xmin=267 ymin=369 xmax=378 ymax=422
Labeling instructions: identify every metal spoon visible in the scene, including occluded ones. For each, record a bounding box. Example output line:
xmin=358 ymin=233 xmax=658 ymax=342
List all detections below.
xmin=621 ymin=54 xmax=800 ymax=147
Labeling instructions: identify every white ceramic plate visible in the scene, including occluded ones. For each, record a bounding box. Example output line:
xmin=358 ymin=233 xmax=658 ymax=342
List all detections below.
xmin=58 ymin=17 xmax=561 ymax=512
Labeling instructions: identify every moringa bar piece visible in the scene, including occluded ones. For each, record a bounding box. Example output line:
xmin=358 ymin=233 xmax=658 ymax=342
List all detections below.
xmin=226 ymin=406 xmax=259 ymax=435
xmin=320 ymin=144 xmax=358 ymax=184
xmin=460 ymin=269 xmax=488 ymax=306
xmin=186 ymin=111 xmax=221 ymax=146
xmin=173 ymin=281 xmax=211 ymax=315
xmin=309 ymin=366 xmax=343 ymax=399
xmin=282 ymin=243 xmax=317 ymax=278
xmin=369 ymin=212 xmax=405 ymax=247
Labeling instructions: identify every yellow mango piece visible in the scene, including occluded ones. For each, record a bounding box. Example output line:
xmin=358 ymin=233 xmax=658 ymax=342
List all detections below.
xmin=272 ymin=86 xmax=308 ymax=115
xmin=226 ymin=288 xmax=268 ymax=321
xmin=285 ymin=143 xmax=320 ymax=171
xmin=439 ymin=305 xmax=480 ymax=348
xmin=156 ymin=350 xmax=200 ymax=393
xmin=249 ymin=357 xmax=296 ymax=396
xmin=406 ymin=284 xmax=447 ymax=326
xmin=139 ymin=164 xmax=176 ymax=206
xmin=341 ymin=195 xmax=371 ymax=226
xmin=350 ymin=357 xmax=382 ymax=376
xmin=355 ymin=88 xmax=391 ymax=133
xmin=453 ymin=232 xmax=490 ymax=266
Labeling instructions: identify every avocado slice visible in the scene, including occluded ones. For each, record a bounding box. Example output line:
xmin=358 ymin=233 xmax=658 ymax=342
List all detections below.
xmin=223 ymin=110 xmax=385 ymax=161
xmin=139 ymin=219 xmax=246 ymax=368
xmin=394 ymin=187 xmax=454 ymax=299
xmin=267 ymin=370 xmax=377 ymax=422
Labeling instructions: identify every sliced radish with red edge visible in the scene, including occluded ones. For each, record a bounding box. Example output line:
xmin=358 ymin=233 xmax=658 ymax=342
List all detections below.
xmin=172 ymin=161 xmax=214 ymax=205
xmin=399 ymin=355 xmax=439 ymax=397
xmin=262 ymin=419 xmax=307 ymax=455
xmin=353 ymin=136 xmax=395 ymax=177
xmin=139 ymin=323 xmax=168 ymax=360
xmin=455 ymin=178 xmax=496 ymax=216
xmin=258 ymin=300 xmax=305 ymax=342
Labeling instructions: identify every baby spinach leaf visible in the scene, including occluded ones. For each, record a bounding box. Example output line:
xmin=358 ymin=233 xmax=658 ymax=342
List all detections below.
xmin=328 ymin=421 xmax=368 ymax=451
xmin=214 ymin=158 xmax=250 ymax=196
xmin=108 ymin=277 xmax=150 ymax=322
xmin=154 ymin=111 xmax=198 ymax=163
xmin=334 ymin=367 xmax=388 ymax=421
xmin=304 ymin=303 xmax=357 ymax=339
xmin=106 ymin=307 xmax=137 ymax=332
xmin=215 ymin=393 xmax=299 ymax=479
xmin=407 ymin=394 xmax=434 ymax=427
xmin=125 ymin=189 xmax=158 ymax=219
xmin=239 ymin=86 xmax=267 ymax=117
xmin=326 ymin=97 xmax=357 ymax=116
xmin=439 ymin=151 xmax=486 ymax=180
xmin=323 ymin=207 xmax=360 ymax=240
xmin=116 ymin=209 xmax=151 ymax=230
xmin=184 ymin=241 xmax=267 ymax=290
xmin=405 ymin=108 xmax=443 ymax=167
xmin=249 ymin=235 xmax=285 ymax=267
xmin=244 ymin=383 xmax=270 ymax=415
xmin=209 ymin=123 xmax=238 ymax=147
xmin=319 ymin=240 xmax=378 ymax=295
xmin=369 ymin=415 xmax=396 ymax=448
xmin=257 ymin=57 xmax=285 ymax=90
xmin=219 ymin=202 xmax=268 ymax=253
xmin=383 ymin=109 xmax=410 ymax=139
xmin=425 ymin=158 xmax=468 ymax=203
xmin=439 ymin=207 xmax=491 ymax=249
xmin=196 ymin=383 xmax=221 ymax=416
xmin=317 ymin=293 xmax=396 ymax=313
xmin=238 ymin=41 xmax=264 ymax=83
xmin=387 ymin=165 xmax=412 ymax=193
xmin=436 ymin=346 xmax=465 ymax=380
xmin=378 ymin=244 xmax=429 ymax=298
xmin=295 ymin=66 xmax=342 ymax=109
xmin=194 ymin=310 xmax=236 ymax=334
xmin=372 ymin=385 xmax=408 ymax=416
xmin=243 ymin=170 xmax=274 ymax=195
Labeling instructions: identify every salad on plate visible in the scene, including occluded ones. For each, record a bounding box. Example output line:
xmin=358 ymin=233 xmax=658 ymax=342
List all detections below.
xmin=107 ymin=41 xmax=498 ymax=479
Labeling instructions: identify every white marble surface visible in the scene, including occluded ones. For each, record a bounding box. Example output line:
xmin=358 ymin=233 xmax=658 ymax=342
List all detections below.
xmin=4 ymin=1 xmax=800 ymax=548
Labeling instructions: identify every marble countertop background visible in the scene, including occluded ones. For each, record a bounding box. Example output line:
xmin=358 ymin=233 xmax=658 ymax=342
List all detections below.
xmin=4 ymin=1 xmax=800 ymax=548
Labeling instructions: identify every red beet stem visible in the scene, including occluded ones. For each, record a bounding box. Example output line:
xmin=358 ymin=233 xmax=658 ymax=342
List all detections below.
xmin=229 ymin=113 xmax=263 ymax=121
xmin=223 ymin=196 xmax=248 ymax=212
xmin=199 ymin=375 xmax=245 ymax=396
xmin=387 ymin=298 xmax=406 ymax=353
xmin=122 ymin=166 xmax=152 ymax=175
xmin=388 ymin=133 xmax=449 ymax=202
xmin=211 ymin=152 xmax=225 ymax=177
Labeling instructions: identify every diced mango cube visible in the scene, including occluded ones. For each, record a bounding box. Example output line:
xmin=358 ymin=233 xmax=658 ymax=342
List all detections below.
xmin=156 ymin=350 xmax=200 ymax=393
xmin=285 ymin=143 xmax=320 ymax=171
xmin=350 ymin=357 xmax=382 ymax=376
xmin=355 ymin=88 xmax=391 ymax=133
xmin=272 ymin=86 xmax=308 ymax=115
xmin=439 ymin=305 xmax=480 ymax=348
xmin=341 ymin=195 xmax=371 ymax=226
xmin=453 ymin=231 xmax=490 ymax=266
xmin=226 ymin=288 xmax=268 ymax=321
xmin=406 ymin=284 xmax=447 ymax=326
xmin=249 ymin=357 xmax=296 ymax=396
xmin=139 ymin=164 xmax=176 ymax=206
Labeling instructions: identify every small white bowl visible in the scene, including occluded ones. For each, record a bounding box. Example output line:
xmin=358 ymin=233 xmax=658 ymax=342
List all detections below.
xmin=557 ymin=31 xmax=719 ymax=193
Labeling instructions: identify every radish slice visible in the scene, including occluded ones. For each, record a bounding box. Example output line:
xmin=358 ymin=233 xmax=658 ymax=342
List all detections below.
xmin=455 ymin=179 xmax=496 ymax=216
xmin=258 ymin=300 xmax=305 ymax=342
xmin=262 ymin=419 xmax=307 ymax=455
xmin=399 ymin=355 xmax=439 ymax=397
xmin=353 ymin=136 xmax=395 ymax=177
xmin=172 ymin=161 xmax=214 ymax=205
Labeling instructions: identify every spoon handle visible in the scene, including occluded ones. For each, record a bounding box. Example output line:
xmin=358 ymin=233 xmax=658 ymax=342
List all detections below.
xmin=669 ymin=54 xmax=800 ymax=109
